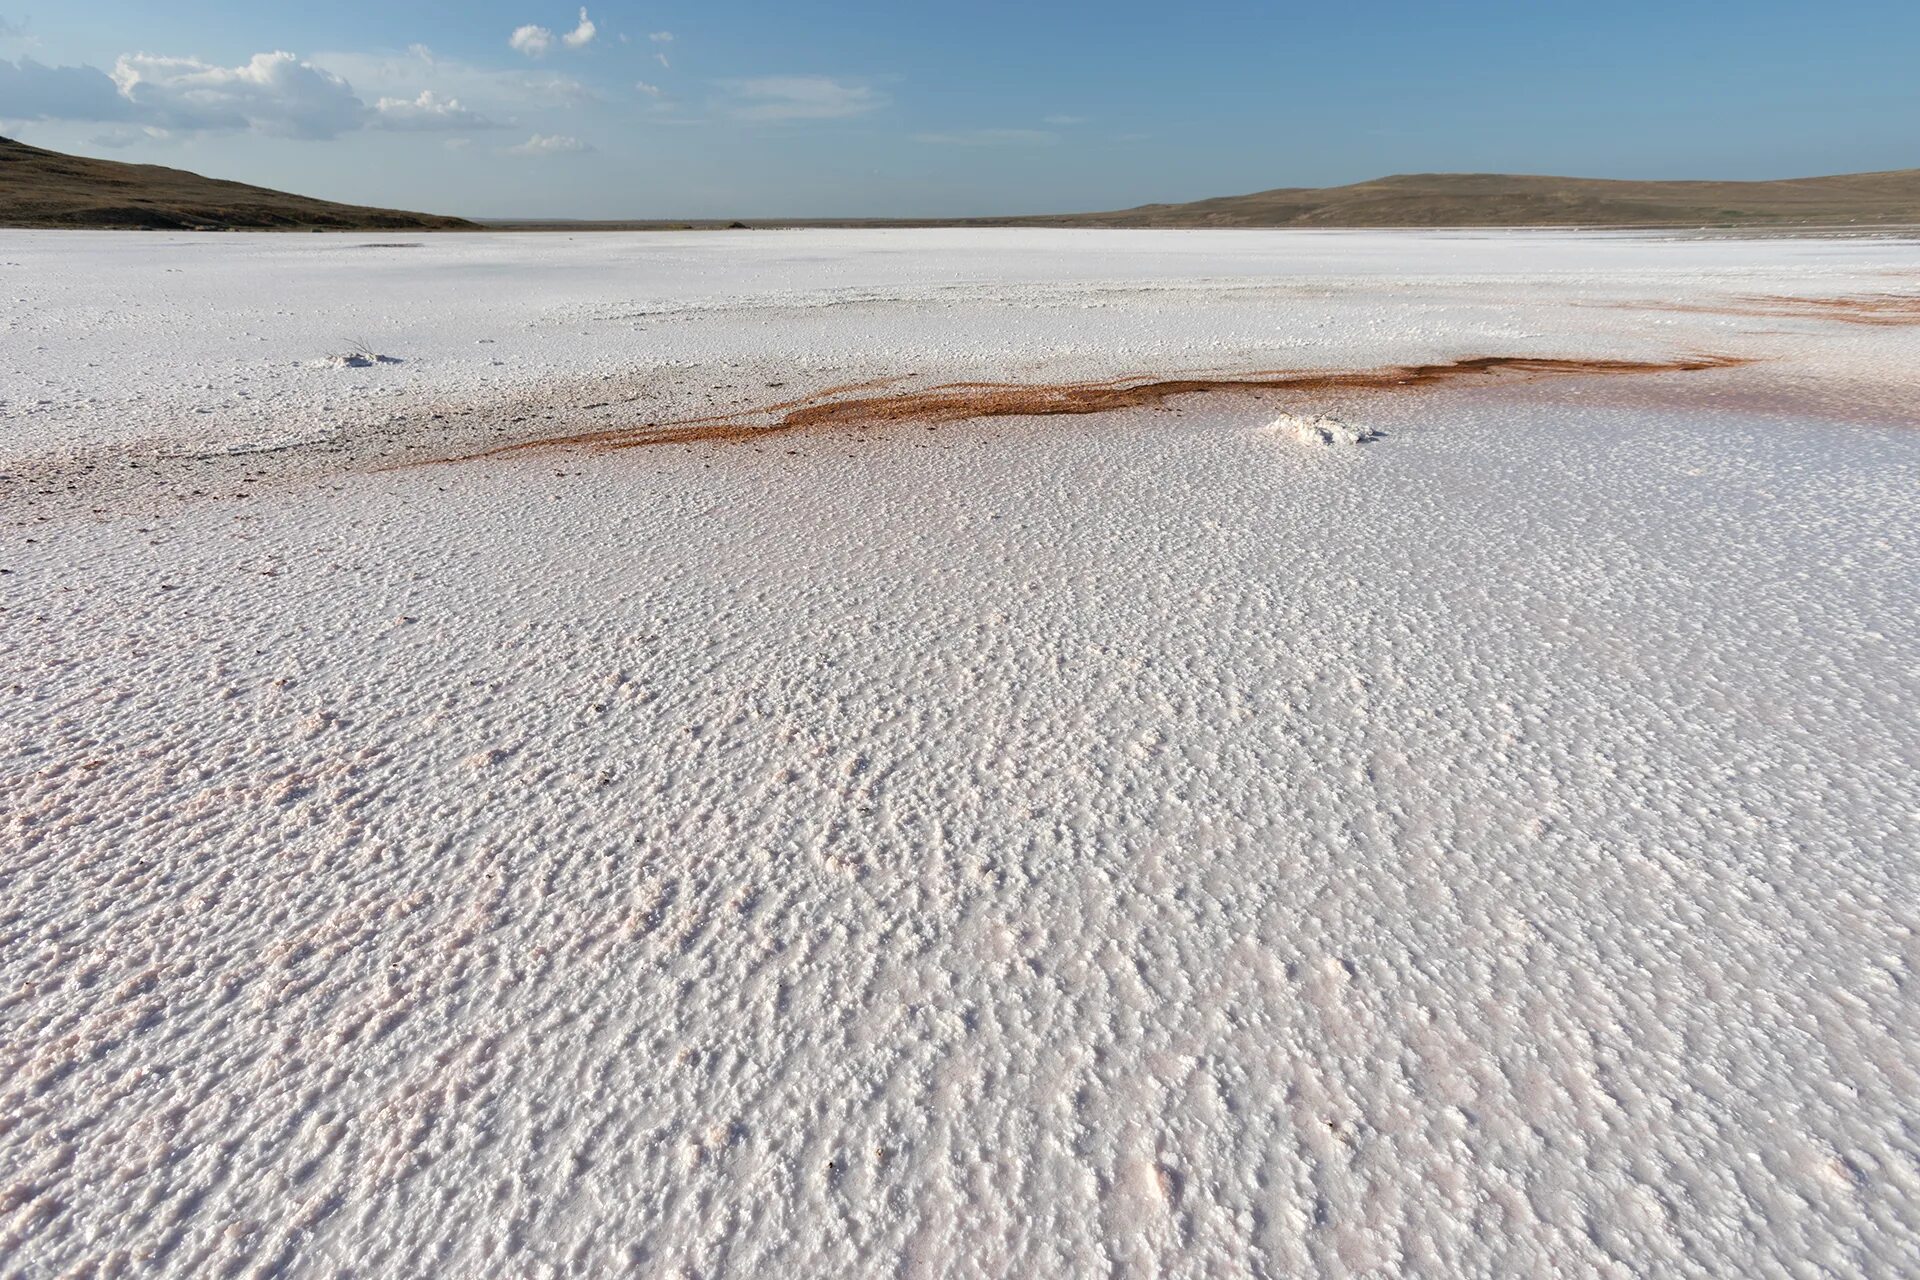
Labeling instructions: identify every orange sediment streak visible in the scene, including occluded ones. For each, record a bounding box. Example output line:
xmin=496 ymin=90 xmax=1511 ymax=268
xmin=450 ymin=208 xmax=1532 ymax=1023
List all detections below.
xmin=425 ymin=353 xmax=1750 ymax=465
xmin=1741 ymin=293 xmax=1920 ymax=325
xmin=1603 ymin=293 xmax=1920 ymax=327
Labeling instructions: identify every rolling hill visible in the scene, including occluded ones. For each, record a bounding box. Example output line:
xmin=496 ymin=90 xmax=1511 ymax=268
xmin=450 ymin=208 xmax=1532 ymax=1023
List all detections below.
xmin=0 ymin=135 xmax=475 ymax=231
xmin=1034 ymin=170 xmax=1920 ymax=229
xmin=4 ymin=134 xmax=1917 ymax=230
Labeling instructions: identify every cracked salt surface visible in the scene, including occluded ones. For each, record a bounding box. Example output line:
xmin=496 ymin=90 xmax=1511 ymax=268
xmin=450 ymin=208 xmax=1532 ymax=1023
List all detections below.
xmin=2 ymin=230 xmax=1918 ymax=1277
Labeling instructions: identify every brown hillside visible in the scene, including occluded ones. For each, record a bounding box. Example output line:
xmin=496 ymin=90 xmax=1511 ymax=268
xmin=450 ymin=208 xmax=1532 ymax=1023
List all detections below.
xmin=1033 ymin=170 xmax=1920 ymax=228
xmin=0 ymin=135 xmax=474 ymax=231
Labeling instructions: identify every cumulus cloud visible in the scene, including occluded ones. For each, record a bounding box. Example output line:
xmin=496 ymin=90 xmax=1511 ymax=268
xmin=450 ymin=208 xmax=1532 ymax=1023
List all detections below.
xmin=509 ymin=25 xmax=554 ymax=57
xmin=649 ymin=31 xmax=674 ymax=43
xmin=719 ymin=76 xmax=883 ymax=122
xmin=634 ymin=80 xmax=663 ymax=97
xmin=372 ymin=89 xmax=497 ymax=131
xmin=915 ymin=128 xmax=1060 ymax=146
xmin=4 ymin=47 xmax=507 ymax=140
xmin=0 ymin=56 xmax=130 ymax=121
xmin=509 ymin=132 xmax=590 ymax=154
xmin=511 ymin=9 xmax=595 ymax=56
xmin=563 ymin=9 xmax=597 ymax=49
xmin=109 ymin=51 xmax=365 ymax=139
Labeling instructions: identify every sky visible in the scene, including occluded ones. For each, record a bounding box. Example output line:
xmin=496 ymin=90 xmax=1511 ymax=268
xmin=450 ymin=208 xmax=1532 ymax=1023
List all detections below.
xmin=2 ymin=1 xmax=1917 ymax=218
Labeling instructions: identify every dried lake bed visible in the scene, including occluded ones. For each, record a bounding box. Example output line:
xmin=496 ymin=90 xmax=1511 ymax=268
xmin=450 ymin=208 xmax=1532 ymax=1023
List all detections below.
xmin=3 ymin=229 xmax=1918 ymax=1276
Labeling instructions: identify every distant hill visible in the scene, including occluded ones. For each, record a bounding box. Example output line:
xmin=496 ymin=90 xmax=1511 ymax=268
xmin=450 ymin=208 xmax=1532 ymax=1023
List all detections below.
xmin=484 ymin=170 xmax=1920 ymax=232
xmin=6 ymin=135 xmax=1918 ymax=231
xmin=0 ymin=136 xmax=475 ymax=231
xmin=1031 ymin=170 xmax=1920 ymax=229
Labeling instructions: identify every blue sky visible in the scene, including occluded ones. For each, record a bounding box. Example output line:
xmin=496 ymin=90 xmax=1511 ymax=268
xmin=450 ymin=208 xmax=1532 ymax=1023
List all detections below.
xmin=2 ymin=1 xmax=1916 ymax=217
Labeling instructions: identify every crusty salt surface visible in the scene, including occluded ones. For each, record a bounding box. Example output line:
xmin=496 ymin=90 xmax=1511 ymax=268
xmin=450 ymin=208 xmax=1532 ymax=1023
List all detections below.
xmin=3 ymin=228 xmax=1918 ymax=1277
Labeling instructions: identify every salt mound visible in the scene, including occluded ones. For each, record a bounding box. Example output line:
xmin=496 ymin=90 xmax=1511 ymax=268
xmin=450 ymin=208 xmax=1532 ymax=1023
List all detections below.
xmin=313 ymin=352 xmax=402 ymax=369
xmin=1271 ymin=412 xmax=1379 ymax=446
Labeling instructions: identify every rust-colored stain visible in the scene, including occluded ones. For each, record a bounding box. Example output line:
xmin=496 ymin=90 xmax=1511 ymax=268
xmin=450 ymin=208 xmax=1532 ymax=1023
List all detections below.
xmin=1609 ymin=293 xmax=1920 ymax=326
xmin=425 ymin=353 xmax=1749 ymax=465
xmin=1741 ymin=293 xmax=1920 ymax=325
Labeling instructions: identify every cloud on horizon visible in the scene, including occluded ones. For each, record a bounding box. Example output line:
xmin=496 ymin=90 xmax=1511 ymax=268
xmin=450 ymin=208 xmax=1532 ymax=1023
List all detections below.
xmin=87 ymin=126 xmax=170 ymax=149
xmin=718 ymin=75 xmax=884 ymax=122
xmin=372 ymin=89 xmax=499 ymax=131
xmin=915 ymin=128 xmax=1059 ymax=147
xmin=508 ymin=131 xmax=590 ymax=154
xmin=316 ymin=46 xmax=591 ymax=113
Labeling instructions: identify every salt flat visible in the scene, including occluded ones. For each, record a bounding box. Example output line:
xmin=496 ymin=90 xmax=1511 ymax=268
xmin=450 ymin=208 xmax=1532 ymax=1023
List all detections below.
xmin=3 ymin=230 xmax=1918 ymax=1276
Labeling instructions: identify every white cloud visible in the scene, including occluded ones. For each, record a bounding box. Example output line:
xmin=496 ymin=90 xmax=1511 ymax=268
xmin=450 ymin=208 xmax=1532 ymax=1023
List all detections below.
xmin=90 ymin=126 xmax=169 ymax=149
xmin=509 ymin=25 xmax=554 ymax=57
xmin=511 ymin=10 xmax=595 ymax=56
xmin=373 ymin=89 xmax=496 ymax=131
xmin=634 ymin=80 xmax=663 ymax=97
xmin=509 ymin=132 xmax=590 ymax=154
xmin=0 ymin=56 xmax=130 ymax=121
xmin=1042 ymin=114 xmax=1087 ymax=126
xmin=563 ymin=9 xmax=597 ymax=49
xmin=914 ymin=128 xmax=1060 ymax=147
xmin=111 ymin=51 xmax=365 ymax=139
xmin=316 ymin=47 xmax=591 ymax=112
xmin=655 ymin=52 xmax=671 ymax=70
xmin=719 ymin=76 xmax=884 ymax=122
xmin=649 ymin=31 xmax=674 ymax=43
xmin=3 ymin=45 xmax=576 ymax=142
